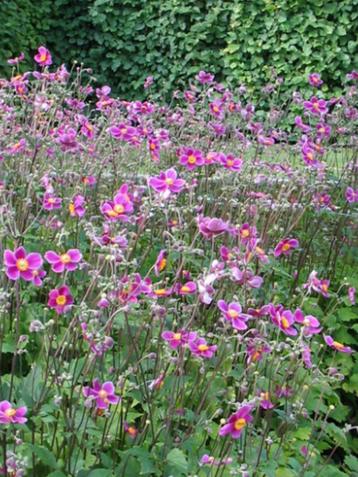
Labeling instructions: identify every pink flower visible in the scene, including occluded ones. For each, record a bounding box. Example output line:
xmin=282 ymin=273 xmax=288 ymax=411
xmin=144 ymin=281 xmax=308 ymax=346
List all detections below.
xmin=308 ymin=73 xmax=323 ymax=87
xmin=220 ymin=154 xmax=243 ymax=171
xmin=269 ymin=305 xmax=297 ymax=336
xmin=196 ymin=71 xmax=214 ymax=84
xmin=316 ymin=123 xmax=331 ymax=138
xmin=154 ymin=250 xmax=167 ymax=276
xmin=345 ymin=187 xmax=358 ymax=203
xmin=179 ymin=148 xmax=205 ymax=170
xmin=209 ymin=100 xmax=224 ymax=119
xmin=219 ymin=405 xmax=253 ymax=439
xmin=45 ymin=249 xmax=82 ymax=273
xmin=144 ymin=75 xmax=154 ymax=89
xmin=100 ymin=184 xmax=133 ymax=222
xmin=7 ymin=52 xmax=25 ymax=65
xmin=239 ymin=223 xmax=257 ymax=244
xmin=294 ymin=309 xmax=321 ymax=336
xmin=302 ymin=345 xmax=312 ymax=368
xmin=198 ymin=216 xmax=229 ymax=239
xmin=189 ymin=337 xmax=217 ymax=358
xmin=4 ymin=247 xmax=43 ymax=281
xmin=246 ymin=341 xmax=271 ymax=364
xmin=43 ymin=192 xmax=62 ymax=211
xmin=69 ymin=195 xmax=85 ymax=217
xmin=198 ymin=273 xmax=217 ymax=304
xmin=231 ymin=268 xmax=263 ymax=288
xmin=217 ymin=300 xmax=250 ymax=330
xmin=161 ymin=330 xmax=197 ymax=349
xmin=303 ymin=271 xmax=329 ymax=297
xmin=34 ymin=46 xmax=52 ymax=66
xmin=48 ymin=285 xmax=74 ymax=314
xmin=31 ymin=268 xmax=46 ymax=287
xmin=303 ymin=97 xmax=328 ymax=116
xmin=178 ymin=281 xmax=197 ymax=295
xmin=83 ymin=379 xmax=120 ymax=409
xmin=148 ymin=169 xmax=185 ymax=198
xmin=348 ymin=287 xmax=356 ymax=305
xmin=258 ymin=391 xmax=274 ymax=410
xmin=258 ymin=135 xmax=275 ymax=146
xmin=0 ymin=401 xmax=27 ymax=424
xmin=295 ymin=116 xmax=311 ymax=133
xmin=324 ymin=335 xmax=352 ymax=354
xmin=274 ymin=238 xmax=299 ymax=257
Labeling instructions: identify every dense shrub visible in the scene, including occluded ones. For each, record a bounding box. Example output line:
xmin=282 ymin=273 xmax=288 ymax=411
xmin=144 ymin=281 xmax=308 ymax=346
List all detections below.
xmin=1 ymin=0 xmax=357 ymax=99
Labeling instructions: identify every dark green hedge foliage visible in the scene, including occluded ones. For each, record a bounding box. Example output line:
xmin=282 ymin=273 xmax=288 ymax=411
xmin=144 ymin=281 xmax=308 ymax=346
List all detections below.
xmin=0 ymin=0 xmax=357 ymax=98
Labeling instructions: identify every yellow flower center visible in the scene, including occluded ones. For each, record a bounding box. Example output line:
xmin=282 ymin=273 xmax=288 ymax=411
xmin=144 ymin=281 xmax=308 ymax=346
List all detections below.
xmin=227 ymin=160 xmax=234 ymax=167
xmin=114 ymin=204 xmax=125 ymax=214
xmin=321 ymin=284 xmax=328 ymax=292
xmin=213 ymin=105 xmax=220 ymax=113
xmin=48 ymin=197 xmax=56 ymax=204
xmin=333 ymin=341 xmax=344 ymax=350
xmin=154 ymin=288 xmax=167 ymax=296
xmin=158 ymin=258 xmax=167 ymax=271
xmin=303 ymin=318 xmax=311 ymax=326
xmin=260 ymin=392 xmax=269 ymax=400
xmin=282 ymin=243 xmax=291 ymax=251
xmin=165 ymin=178 xmax=174 ymax=186
xmin=40 ymin=53 xmax=47 ymax=62
xmin=98 ymin=389 xmax=108 ymax=400
xmin=69 ymin=203 xmax=75 ymax=214
xmin=56 ymin=295 xmax=67 ymax=306
xmin=187 ymin=155 xmax=197 ymax=164
xmin=173 ymin=333 xmax=182 ymax=340
xmin=313 ymin=102 xmax=319 ymax=110
xmin=5 ymin=408 xmax=16 ymax=418
xmin=198 ymin=344 xmax=209 ymax=352
xmin=60 ymin=253 xmax=71 ymax=264
xmin=241 ymin=229 xmax=250 ymax=238
xmin=234 ymin=418 xmax=246 ymax=431
xmin=150 ymin=143 xmax=156 ymax=150
xmin=228 ymin=309 xmax=239 ymax=319
xmin=16 ymin=258 xmax=29 ymax=272
xmin=181 ymin=285 xmax=190 ymax=293
xmin=281 ymin=317 xmax=290 ymax=329
xmin=306 ymin=152 xmax=314 ymax=161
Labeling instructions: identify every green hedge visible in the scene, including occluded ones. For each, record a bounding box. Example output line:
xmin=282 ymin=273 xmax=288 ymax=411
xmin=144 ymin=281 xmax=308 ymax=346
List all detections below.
xmin=0 ymin=0 xmax=357 ymax=98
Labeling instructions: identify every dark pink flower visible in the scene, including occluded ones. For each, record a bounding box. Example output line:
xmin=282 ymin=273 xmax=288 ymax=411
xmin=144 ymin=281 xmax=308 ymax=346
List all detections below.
xmin=83 ymin=379 xmax=120 ymax=409
xmin=45 ymin=249 xmax=82 ymax=273
xmin=246 ymin=340 xmax=271 ymax=364
xmin=324 ymin=335 xmax=352 ymax=354
xmin=274 ymin=238 xmax=299 ymax=257
xmin=178 ymin=281 xmax=197 ymax=295
xmin=198 ymin=216 xmax=229 ymax=239
xmin=239 ymin=223 xmax=257 ymax=245
xmin=154 ymin=250 xmax=167 ymax=276
xmin=34 ymin=46 xmax=52 ymax=66
xmin=269 ymin=305 xmax=297 ymax=336
xmin=308 ymin=73 xmax=323 ymax=87
xmin=303 ymin=271 xmax=329 ymax=297
xmin=345 ymin=187 xmax=358 ymax=203
xmin=101 ymin=184 xmax=133 ymax=221
xmin=0 ymin=401 xmax=27 ymax=424
xmin=43 ymin=192 xmax=62 ymax=211
xmin=303 ymin=97 xmax=328 ymax=116
xmin=69 ymin=195 xmax=85 ymax=217
xmin=148 ymin=168 xmax=185 ymax=197
xmin=31 ymin=268 xmax=46 ymax=287
xmin=161 ymin=330 xmax=197 ymax=349
xmin=196 ymin=71 xmax=214 ymax=84
xmin=258 ymin=391 xmax=274 ymax=410
xmin=302 ymin=345 xmax=312 ymax=368
xmin=294 ymin=309 xmax=321 ymax=336
xmin=219 ymin=405 xmax=253 ymax=439
xmin=220 ymin=154 xmax=243 ymax=171
xmin=179 ymin=147 xmax=205 ymax=170
xmin=4 ymin=247 xmax=43 ymax=281
xmin=295 ymin=116 xmax=311 ymax=133
xmin=189 ymin=337 xmax=217 ymax=358
xmin=7 ymin=52 xmax=25 ymax=65
xmin=217 ymin=300 xmax=250 ymax=330
xmin=48 ymin=285 xmax=74 ymax=314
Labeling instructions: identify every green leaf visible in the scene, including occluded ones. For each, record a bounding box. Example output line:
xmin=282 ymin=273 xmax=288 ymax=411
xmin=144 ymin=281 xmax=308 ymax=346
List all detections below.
xmin=31 ymin=445 xmax=58 ymax=469
xmin=166 ymin=449 xmax=188 ymax=475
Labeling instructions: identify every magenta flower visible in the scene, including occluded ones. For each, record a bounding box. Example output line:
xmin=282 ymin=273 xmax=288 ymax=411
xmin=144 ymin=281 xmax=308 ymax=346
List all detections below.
xmin=161 ymin=330 xmax=197 ymax=349
xmin=258 ymin=392 xmax=274 ymax=410
xmin=246 ymin=341 xmax=271 ymax=364
xmin=31 ymin=268 xmax=46 ymax=287
xmin=209 ymin=100 xmax=224 ymax=119
xmin=217 ymin=300 xmax=250 ymax=330
xmin=83 ymin=379 xmax=120 ymax=409
xmin=303 ymin=97 xmax=328 ymax=116
xmin=34 ymin=46 xmax=52 ymax=66
xmin=0 ymin=401 xmax=27 ymax=425
xmin=308 ymin=73 xmax=323 ymax=87
xmin=219 ymin=405 xmax=253 ymax=439
xmin=48 ymin=285 xmax=74 ymax=314
xmin=4 ymin=247 xmax=43 ymax=281
xmin=294 ymin=309 xmax=321 ymax=336
xmin=179 ymin=147 xmax=205 ymax=170
xmin=198 ymin=216 xmax=229 ymax=240
xmin=303 ymin=271 xmax=329 ymax=297
xmin=295 ymin=116 xmax=311 ymax=133
xmin=43 ymin=192 xmax=62 ymax=211
xmin=148 ymin=168 xmax=185 ymax=198
xmin=231 ymin=268 xmax=263 ymax=288
xmin=302 ymin=345 xmax=312 ymax=368
xmin=274 ymin=238 xmax=299 ymax=257
xmin=178 ymin=281 xmax=197 ymax=295
xmin=154 ymin=249 xmax=167 ymax=276
xmin=239 ymin=223 xmax=257 ymax=244
xmin=69 ymin=195 xmax=85 ymax=217
xmin=45 ymin=249 xmax=82 ymax=273
xmin=345 ymin=187 xmax=358 ymax=203
xmin=324 ymin=335 xmax=352 ymax=354
xmin=269 ymin=305 xmax=297 ymax=336
xmin=100 ymin=184 xmax=133 ymax=221
xmin=316 ymin=123 xmax=331 ymax=138
xmin=189 ymin=337 xmax=217 ymax=358
xmin=220 ymin=154 xmax=243 ymax=172
xmin=196 ymin=71 xmax=214 ymax=84
xmin=348 ymin=287 xmax=356 ymax=305
xmin=258 ymin=135 xmax=275 ymax=146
